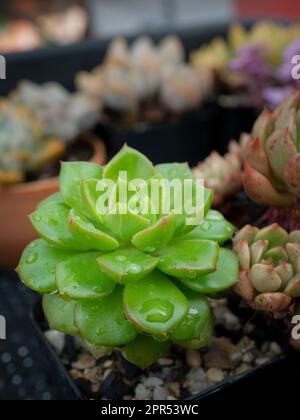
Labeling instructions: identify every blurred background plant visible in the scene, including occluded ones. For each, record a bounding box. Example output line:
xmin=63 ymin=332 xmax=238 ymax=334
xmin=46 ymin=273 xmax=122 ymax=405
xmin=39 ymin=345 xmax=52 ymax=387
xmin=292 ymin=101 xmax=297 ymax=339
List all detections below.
xmin=76 ymin=36 xmax=213 ymax=124
xmin=191 ymin=21 xmax=300 ymax=108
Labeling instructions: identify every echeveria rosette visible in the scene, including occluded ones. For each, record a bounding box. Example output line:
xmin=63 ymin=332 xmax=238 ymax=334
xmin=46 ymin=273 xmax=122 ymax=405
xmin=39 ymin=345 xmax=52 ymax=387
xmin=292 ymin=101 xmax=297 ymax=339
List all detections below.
xmin=225 ymin=43 xmax=273 ymax=106
xmin=243 ymin=91 xmax=300 ymax=227
xmin=18 ymin=146 xmax=238 ymax=368
xmin=233 ymin=224 xmax=300 ymax=316
xmin=263 ymin=39 xmax=300 ymax=110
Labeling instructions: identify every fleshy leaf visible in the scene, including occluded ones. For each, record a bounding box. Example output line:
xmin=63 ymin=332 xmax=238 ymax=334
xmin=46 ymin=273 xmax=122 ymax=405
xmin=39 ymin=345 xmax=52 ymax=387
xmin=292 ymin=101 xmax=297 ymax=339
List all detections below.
xmin=249 ymin=264 xmax=282 ymax=293
xmin=18 ymin=239 xmax=77 ymax=294
xmin=252 ymin=108 xmax=274 ymax=145
xmin=284 ymin=153 xmax=300 ymax=199
xmin=265 ymin=129 xmax=297 ymax=183
xmin=132 ymin=214 xmax=177 ymax=253
xmin=243 ymin=163 xmax=295 ymax=207
xmin=81 ymin=178 xmax=104 ymax=223
xmin=178 ymin=248 xmax=238 ymax=294
xmin=60 ymin=162 xmax=103 ymax=214
xmin=175 ymin=309 xmax=214 ymax=349
xmin=103 ymin=206 xmax=150 ymax=243
xmin=124 ymin=271 xmax=189 ymax=336
xmin=83 ymin=340 xmax=113 ymax=360
xmin=75 ymin=287 xmax=137 ymax=347
xmin=171 ymin=288 xmax=213 ymax=342
xmin=155 ymin=163 xmax=193 ymax=181
xmin=43 ymin=294 xmax=78 ymax=335
xmin=97 ymin=248 xmax=159 ymax=284
xmin=68 ymin=208 xmax=119 ymax=251
xmin=157 ymin=239 xmax=219 ymax=279
xmin=255 ymin=293 xmax=292 ymax=312
xmin=180 ymin=210 xmax=236 ymax=244
xmin=121 ymin=335 xmax=171 ymax=369
xmin=284 ymin=273 xmax=300 ymax=298
xmin=56 ymin=252 xmax=116 ymax=300
xmin=38 ymin=193 xmax=65 ymax=210
xmin=103 ymin=146 xmax=154 ymax=182
xmin=30 ymin=202 xmax=90 ymax=251
xmin=254 ymin=224 xmax=288 ymax=249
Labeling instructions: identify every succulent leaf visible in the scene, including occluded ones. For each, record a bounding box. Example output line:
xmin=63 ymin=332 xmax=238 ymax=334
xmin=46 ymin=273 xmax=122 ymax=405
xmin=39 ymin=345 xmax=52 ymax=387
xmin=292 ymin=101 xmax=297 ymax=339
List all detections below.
xmin=243 ymin=163 xmax=295 ymax=207
xmin=75 ymin=287 xmax=137 ymax=347
xmin=124 ymin=271 xmax=189 ymax=336
xmin=284 ymin=273 xmax=300 ymax=298
xmin=181 ymin=210 xmax=236 ymax=244
xmin=171 ymin=289 xmax=212 ymax=342
xmin=42 ymin=294 xmax=78 ymax=335
xmin=68 ymin=208 xmax=119 ymax=251
xmin=60 ymin=162 xmax=103 ymax=215
xmin=249 ymin=264 xmax=282 ymax=293
xmin=132 ymin=214 xmax=178 ymax=253
xmin=56 ymin=252 xmax=116 ymax=300
xmin=103 ymin=146 xmax=154 ymax=182
xmin=121 ymin=335 xmax=171 ymax=369
xmin=30 ymin=202 xmax=91 ymax=251
xmin=156 ymin=239 xmax=219 ymax=279
xmin=283 ymin=153 xmax=300 ymax=198
xmin=265 ymin=129 xmax=297 ymax=183
xmin=97 ymin=248 xmax=159 ymax=284
xmin=254 ymin=224 xmax=288 ymax=249
xmin=18 ymin=239 xmax=76 ymax=294
xmin=178 ymin=248 xmax=238 ymax=294
xmin=255 ymin=293 xmax=292 ymax=312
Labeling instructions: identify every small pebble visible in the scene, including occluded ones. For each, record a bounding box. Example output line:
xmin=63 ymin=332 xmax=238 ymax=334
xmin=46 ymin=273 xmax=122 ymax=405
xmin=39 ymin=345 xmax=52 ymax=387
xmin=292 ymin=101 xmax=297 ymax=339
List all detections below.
xmin=167 ymin=396 xmax=177 ymax=400
xmin=84 ymin=367 xmax=103 ymax=384
xmin=270 ymin=342 xmax=282 ymax=356
xmin=158 ymin=358 xmax=174 ymax=367
xmin=224 ymin=312 xmax=241 ymax=330
xmin=44 ymin=330 xmax=65 ymax=355
xmin=206 ymin=368 xmax=225 ymax=384
xmin=186 ymin=350 xmax=202 ymax=368
xmin=72 ymin=354 xmax=96 ymax=370
xmin=69 ymin=369 xmax=84 ymax=380
xmin=235 ymin=364 xmax=251 ymax=375
xmin=135 ymin=384 xmax=152 ymax=400
xmin=242 ymin=353 xmax=254 ymax=364
xmin=144 ymin=377 xmax=163 ymax=388
xmin=153 ymin=386 xmax=167 ymax=401
xmin=166 ymin=382 xmax=181 ymax=398
xmin=255 ymin=357 xmax=270 ymax=366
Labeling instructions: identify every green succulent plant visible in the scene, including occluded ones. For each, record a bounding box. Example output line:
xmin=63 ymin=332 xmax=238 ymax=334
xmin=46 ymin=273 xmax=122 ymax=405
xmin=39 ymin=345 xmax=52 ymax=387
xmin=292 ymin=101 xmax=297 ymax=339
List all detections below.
xmin=243 ymin=91 xmax=300 ymax=209
xmin=233 ymin=223 xmax=300 ymax=314
xmin=18 ymin=146 xmax=238 ymax=368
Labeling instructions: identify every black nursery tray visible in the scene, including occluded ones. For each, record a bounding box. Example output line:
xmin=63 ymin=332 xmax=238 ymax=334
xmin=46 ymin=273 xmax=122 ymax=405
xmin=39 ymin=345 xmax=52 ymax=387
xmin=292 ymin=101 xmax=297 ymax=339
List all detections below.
xmin=0 ymin=270 xmax=81 ymax=400
xmin=31 ymin=296 xmax=298 ymax=403
xmin=103 ymin=106 xmax=217 ymax=166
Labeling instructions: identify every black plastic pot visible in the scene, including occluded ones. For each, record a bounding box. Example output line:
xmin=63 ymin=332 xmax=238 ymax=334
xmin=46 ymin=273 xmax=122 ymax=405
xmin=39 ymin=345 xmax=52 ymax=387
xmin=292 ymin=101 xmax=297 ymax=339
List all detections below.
xmin=102 ymin=106 xmax=217 ymax=166
xmin=213 ymin=101 xmax=260 ymax=154
xmin=30 ymin=298 xmax=298 ymax=403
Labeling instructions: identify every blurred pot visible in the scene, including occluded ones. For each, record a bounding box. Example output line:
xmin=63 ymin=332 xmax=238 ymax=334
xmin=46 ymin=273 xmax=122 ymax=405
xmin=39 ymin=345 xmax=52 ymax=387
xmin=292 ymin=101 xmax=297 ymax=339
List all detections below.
xmin=0 ymin=135 xmax=106 ymax=269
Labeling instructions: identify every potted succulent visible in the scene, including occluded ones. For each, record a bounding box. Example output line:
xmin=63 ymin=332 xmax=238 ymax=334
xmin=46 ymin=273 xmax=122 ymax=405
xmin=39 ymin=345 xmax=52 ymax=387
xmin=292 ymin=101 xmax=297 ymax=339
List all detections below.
xmin=0 ymin=82 xmax=105 ymax=269
xmin=17 ymin=146 xmax=288 ymax=400
xmin=76 ymin=36 xmax=215 ymax=165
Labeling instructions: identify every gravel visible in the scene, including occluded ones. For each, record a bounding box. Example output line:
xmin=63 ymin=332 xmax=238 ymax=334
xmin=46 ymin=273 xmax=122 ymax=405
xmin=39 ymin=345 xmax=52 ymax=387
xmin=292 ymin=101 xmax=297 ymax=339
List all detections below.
xmin=45 ymin=298 xmax=283 ymax=401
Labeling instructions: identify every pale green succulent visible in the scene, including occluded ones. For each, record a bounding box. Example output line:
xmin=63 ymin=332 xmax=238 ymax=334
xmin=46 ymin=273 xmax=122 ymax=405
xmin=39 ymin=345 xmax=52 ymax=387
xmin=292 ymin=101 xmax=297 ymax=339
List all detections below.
xmin=18 ymin=146 xmax=238 ymax=368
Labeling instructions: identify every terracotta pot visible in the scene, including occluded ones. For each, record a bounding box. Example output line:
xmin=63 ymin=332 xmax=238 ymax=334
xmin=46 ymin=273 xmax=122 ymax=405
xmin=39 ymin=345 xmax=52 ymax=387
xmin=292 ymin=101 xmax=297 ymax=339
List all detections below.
xmin=0 ymin=136 xmax=106 ymax=270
